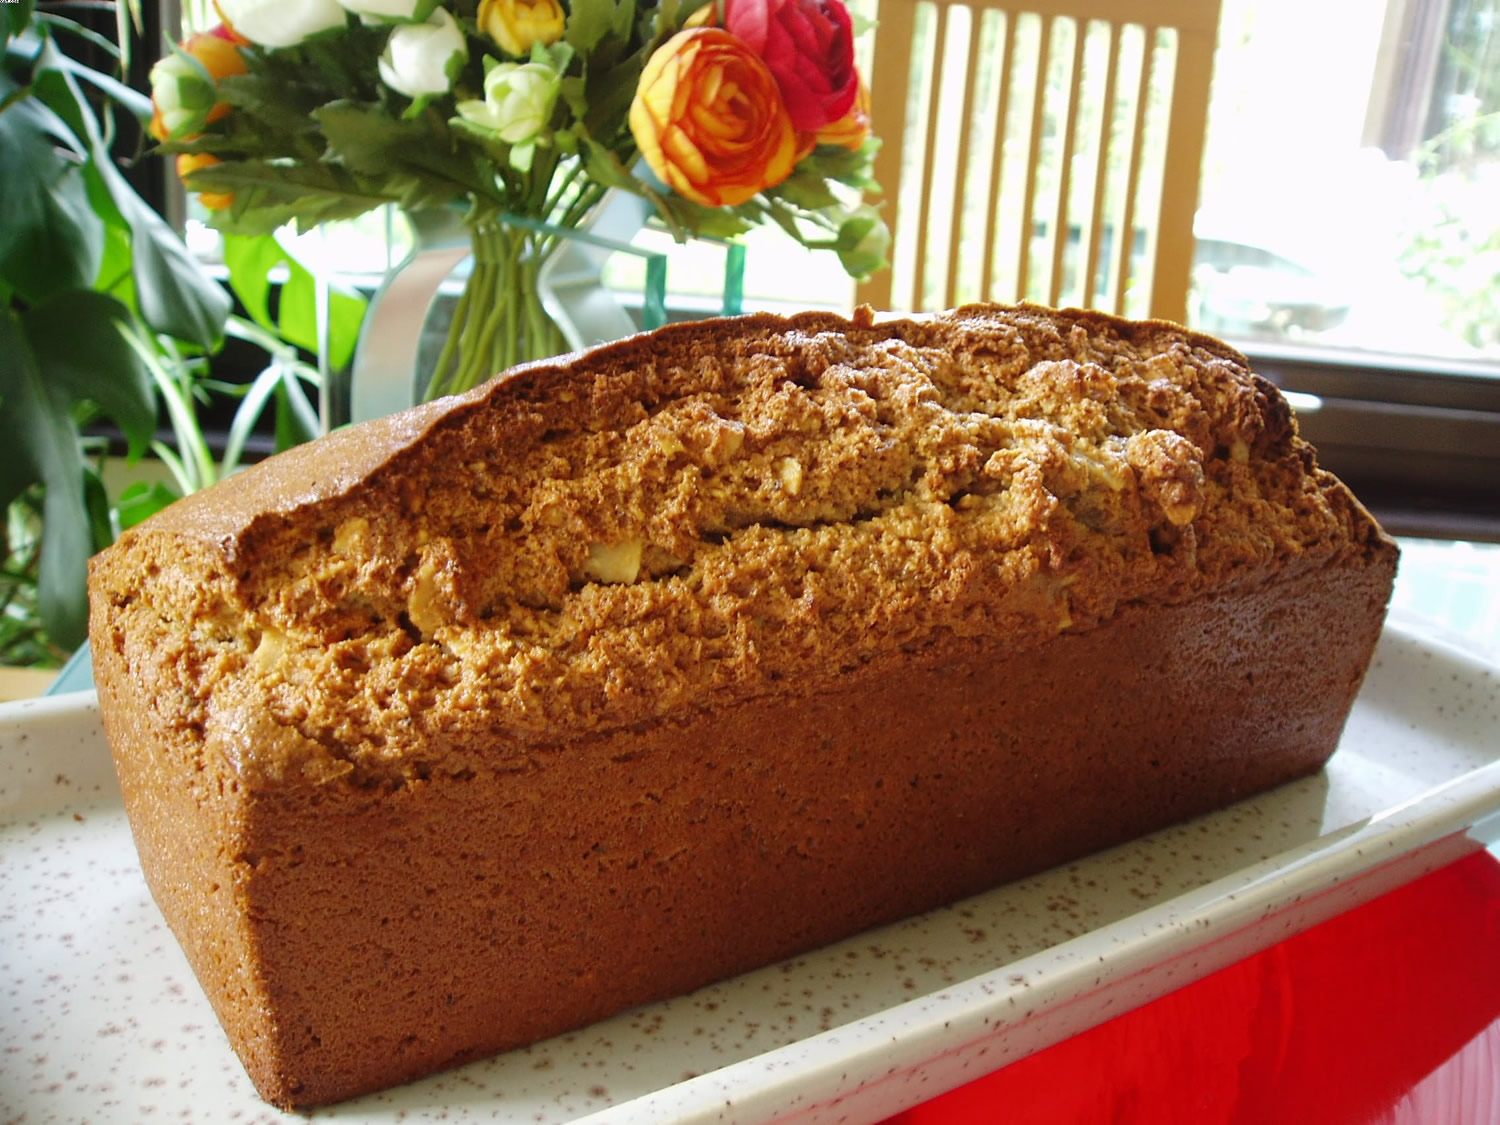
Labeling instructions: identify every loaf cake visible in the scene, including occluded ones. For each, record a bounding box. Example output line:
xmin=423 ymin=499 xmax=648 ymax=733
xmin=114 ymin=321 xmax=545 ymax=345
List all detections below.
xmin=89 ymin=303 xmax=1397 ymax=1108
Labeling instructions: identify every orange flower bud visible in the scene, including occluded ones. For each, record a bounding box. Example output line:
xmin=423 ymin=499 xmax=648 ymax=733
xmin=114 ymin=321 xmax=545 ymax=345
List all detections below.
xmin=629 ymin=28 xmax=798 ymax=208
xmin=814 ymin=76 xmax=870 ymax=150
xmin=150 ymin=28 xmax=249 ymax=141
xmin=186 ymin=30 xmax=250 ymax=125
xmin=177 ymin=152 xmax=234 ymax=211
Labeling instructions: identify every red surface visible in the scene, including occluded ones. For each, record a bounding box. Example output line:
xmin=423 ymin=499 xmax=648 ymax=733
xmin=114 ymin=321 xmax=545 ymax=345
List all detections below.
xmin=882 ymin=850 xmax=1500 ymax=1125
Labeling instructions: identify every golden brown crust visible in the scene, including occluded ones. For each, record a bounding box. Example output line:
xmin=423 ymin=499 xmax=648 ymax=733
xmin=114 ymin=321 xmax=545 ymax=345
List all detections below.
xmin=91 ymin=304 xmax=1393 ymax=786
xmin=88 ymin=302 xmax=1397 ymax=1108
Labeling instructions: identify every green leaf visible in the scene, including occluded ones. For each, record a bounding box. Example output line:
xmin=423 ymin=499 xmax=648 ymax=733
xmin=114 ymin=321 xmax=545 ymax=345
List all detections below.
xmin=612 ymin=0 xmax=639 ymax=39
xmin=40 ymin=46 xmax=153 ymax=122
xmin=580 ymin=141 xmax=644 ymax=192
xmin=115 ymin=480 xmax=181 ymax=529
xmin=0 ymin=79 xmax=105 ymax=301
xmin=118 ymin=178 xmax=233 ymax=348
xmin=31 ymin=11 xmax=119 ymax=59
xmin=220 ymin=361 xmax=285 ymax=477
xmin=771 ymin=167 xmax=843 ymax=212
xmin=565 ymin=0 xmax=618 ymax=54
xmin=190 ymin=161 xmax=395 ymax=233
xmin=583 ymin=52 xmax=644 ymax=140
xmin=274 ymin=374 xmax=320 ymax=452
xmin=1 ymin=0 xmax=36 ymax=40
xmin=82 ymin=467 xmax=113 ymax=552
xmin=30 ymin=54 xmax=231 ymax=348
xmin=0 ymin=309 xmax=92 ymax=650
xmin=278 ymin=261 xmax=368 ymax=371
xmin=223 ymin=232 xmax=365 ymax=371
xmin=834 ymin=207 xmax=892 ymax=280
xmin=317 ymin=101 xmax=488 ymax=194
xmin=222 ymin=233 xmax=286 ymax=333
xmin=21 ymin=291 xmax=157 ymax=461
xmin=655 ymin=193 xmax=757 ymax=239
xmin=798 ymin=138 xmax=883 ymax=190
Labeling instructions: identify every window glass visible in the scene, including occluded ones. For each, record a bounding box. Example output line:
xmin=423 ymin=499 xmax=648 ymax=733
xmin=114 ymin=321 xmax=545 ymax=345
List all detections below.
xmin=1195 ymin=0 xmax=1500 ymax=362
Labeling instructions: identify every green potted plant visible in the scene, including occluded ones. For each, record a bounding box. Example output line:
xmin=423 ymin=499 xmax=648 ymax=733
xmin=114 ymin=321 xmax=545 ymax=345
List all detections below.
xmin=2 ymin=2 xmax=368 ymax=666
xmin=1 ymin=0 xmax=231 ymax=655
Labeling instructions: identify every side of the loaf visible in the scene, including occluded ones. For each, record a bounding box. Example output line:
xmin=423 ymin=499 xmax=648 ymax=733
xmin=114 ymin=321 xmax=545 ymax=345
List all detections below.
xmin=91 ymin=543 xmax=1394 ymax=1107
xmin=88 ymin=304 xmax=1398 ymax=1107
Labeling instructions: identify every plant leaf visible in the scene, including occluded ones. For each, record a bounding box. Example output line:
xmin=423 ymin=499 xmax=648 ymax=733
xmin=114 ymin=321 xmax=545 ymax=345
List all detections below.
xmin=219 ymin=361 xmax=285 ymax=477
xmin=82 ymin=467 xmax=113 ymax=551
xmin=222 ymin=233 xmax=286 ymax=333
xmin=115 ymin=479 xmax=181 ymax=529
xmin=56 ymin=52 xmax=154 ymax=122
xmin=30 ymin=50 xmax=231 ymax=349
xmin=22 ymin=291 xmax=157 ymax=461
xmin=565 ymin=0 xmax=617 ymax=54
xmin=0 ymin=0 xmax=36 ymax=40
xmin=0 ymin=76 xmax=104 ymax=301
xmin=278 ymin=260 xmax=368 ymax=371
xmin=274 ymin=374 xmax=320 ymax=452
xmin=770 ymin=166 xmax=842 ymax=212
xmin=0 ymin=309 xmax=92 ymax=649
xmin=317 ymin=101 xmax=488 ymax=193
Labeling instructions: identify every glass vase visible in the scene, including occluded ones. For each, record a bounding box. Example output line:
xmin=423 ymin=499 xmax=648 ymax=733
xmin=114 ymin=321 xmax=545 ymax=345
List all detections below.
xmin=340 ymin=195 xmax=747 ymax=428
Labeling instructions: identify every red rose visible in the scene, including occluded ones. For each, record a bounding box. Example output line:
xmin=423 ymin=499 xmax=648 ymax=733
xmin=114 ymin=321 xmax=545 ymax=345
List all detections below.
xmin=724 ymin=0 xmax=858 ymax=132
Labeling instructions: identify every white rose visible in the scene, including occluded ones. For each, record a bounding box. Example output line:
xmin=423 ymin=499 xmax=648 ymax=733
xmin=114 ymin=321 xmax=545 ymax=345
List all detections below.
xmin=216 ymin=0 xmax=348 ymax=48
xmin=337 ymin=0 xmax=440 ymax=24
xmin=454 ymin=61 xmax=560 ymax=146
xmin=378 ymin=7 xmax=468 ymax=98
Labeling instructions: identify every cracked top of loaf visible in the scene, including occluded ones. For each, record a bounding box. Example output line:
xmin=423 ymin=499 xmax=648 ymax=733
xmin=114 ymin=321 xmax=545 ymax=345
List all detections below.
xmin=89 ymin=304 xmax=1394 ymax=785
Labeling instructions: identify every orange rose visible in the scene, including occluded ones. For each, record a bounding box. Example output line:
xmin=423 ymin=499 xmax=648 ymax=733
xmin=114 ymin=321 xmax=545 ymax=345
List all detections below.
xmin=814 ymin=76 xmax=869 ymax=150
xmin=177 ymin=152 xmax=234 ymax=211
xmin=629 ymin=28 xmax=798 ymax=208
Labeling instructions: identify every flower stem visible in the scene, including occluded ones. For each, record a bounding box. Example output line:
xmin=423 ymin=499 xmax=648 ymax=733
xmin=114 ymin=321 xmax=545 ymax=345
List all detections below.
xmin=421 ymin=213 xmax=575 ymax=401
xmin=429 ymin=265 xmax=475 ymax=396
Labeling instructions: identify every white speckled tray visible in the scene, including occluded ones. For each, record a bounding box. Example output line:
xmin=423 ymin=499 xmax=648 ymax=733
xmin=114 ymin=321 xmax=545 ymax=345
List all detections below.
xmin=3 ymin=610 xmax=1498 ymax=1124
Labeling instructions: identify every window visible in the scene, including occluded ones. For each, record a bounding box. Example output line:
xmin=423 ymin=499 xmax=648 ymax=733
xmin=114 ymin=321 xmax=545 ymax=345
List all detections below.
xmin=1197 ymin=0 xmax=1499 ymax=363
xmin=1194 ymin=0 xmax=1500 ymax=537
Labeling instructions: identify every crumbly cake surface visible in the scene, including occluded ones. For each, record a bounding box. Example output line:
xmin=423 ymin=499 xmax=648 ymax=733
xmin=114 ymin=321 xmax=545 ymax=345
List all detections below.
xmin=92 ymin=304 xmax=1386 ymax=786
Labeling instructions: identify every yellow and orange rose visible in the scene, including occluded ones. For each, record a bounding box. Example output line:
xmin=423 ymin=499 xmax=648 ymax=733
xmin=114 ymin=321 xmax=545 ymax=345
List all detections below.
xmin=629 ymin=28 xmax=798 ymax=208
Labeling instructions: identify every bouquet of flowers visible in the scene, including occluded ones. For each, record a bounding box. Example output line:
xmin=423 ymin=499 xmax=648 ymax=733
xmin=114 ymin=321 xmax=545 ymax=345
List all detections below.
xmin=149 ymin=0 xmax=889 ymax=400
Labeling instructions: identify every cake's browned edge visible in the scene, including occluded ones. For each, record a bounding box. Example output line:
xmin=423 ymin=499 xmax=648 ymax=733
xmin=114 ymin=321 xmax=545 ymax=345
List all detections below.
xmin=87 ymin=303 xmax=1399 ymax=1108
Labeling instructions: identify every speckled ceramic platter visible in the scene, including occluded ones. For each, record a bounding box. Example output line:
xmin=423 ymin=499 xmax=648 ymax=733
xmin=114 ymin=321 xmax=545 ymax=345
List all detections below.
xmin=4 ymin=609 xmax=1498 ymax=1124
